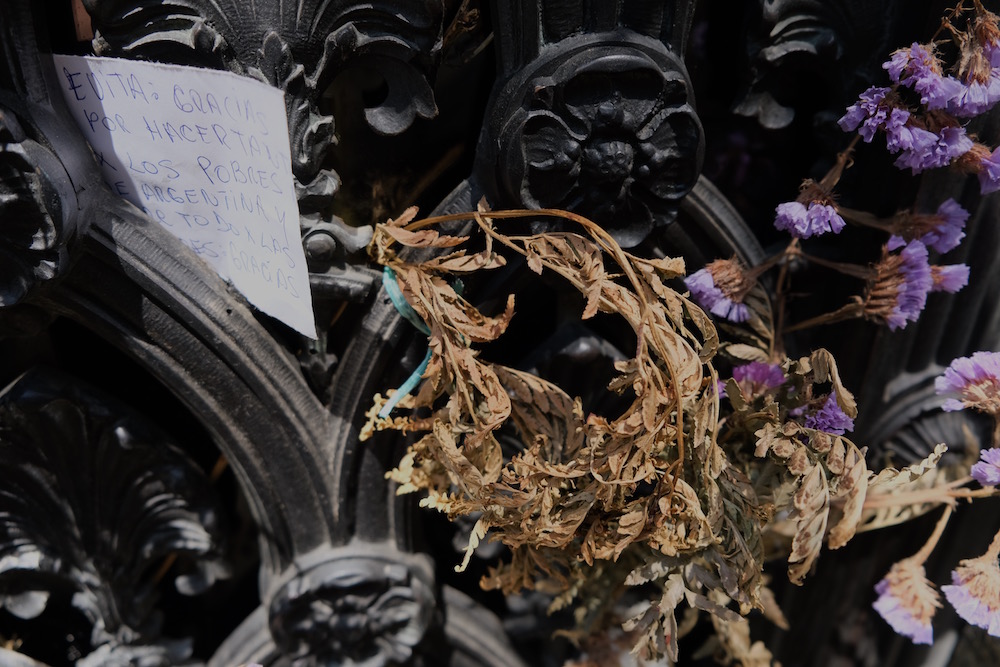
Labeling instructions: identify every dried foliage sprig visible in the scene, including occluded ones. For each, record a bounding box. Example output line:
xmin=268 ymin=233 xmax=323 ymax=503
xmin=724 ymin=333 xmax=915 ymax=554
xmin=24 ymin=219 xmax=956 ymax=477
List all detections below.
xmin=359 ymin=205 xmax=949 ymax=663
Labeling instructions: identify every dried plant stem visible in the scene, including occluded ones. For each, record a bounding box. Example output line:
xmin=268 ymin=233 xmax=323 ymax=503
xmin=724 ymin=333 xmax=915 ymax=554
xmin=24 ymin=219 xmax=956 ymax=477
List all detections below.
xmin=861 ymin=480 xmax=997 ymax=509
xmin=784 ymin=303 xmax=864 ymax=333
xmin=819 ymin=134 xmax=862 ymax=190
xmin=793 ymin=250 xmax=873 ymax=280
xmin=773 ymin=239 xmax=799 ymax=353
xmin=912 ymin=504 xmax=954 ymax=563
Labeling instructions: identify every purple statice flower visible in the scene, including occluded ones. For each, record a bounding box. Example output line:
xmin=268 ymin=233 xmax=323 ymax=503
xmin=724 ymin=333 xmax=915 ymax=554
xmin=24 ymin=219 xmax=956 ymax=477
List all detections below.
xmin=976 ymin=145 xmax=1000 ymax=194
xmin=873 ymin=559 xmax=940 ymax=645
xmin=883 ymin=108 xmax=914 ymax=152
xmin=774 ymin=201 xmax=846 ymax=239
xmin=838 ymin=86 xmax=892 ymax=141
xmin=884 ymin=43 xmax=965 ymax=110
xmin=986 ymin=39 xmax=1000 ymax=69
xmin=684 ymin=262 xmax=751 ymax=323
xmin=885 ymin=117 xmax=938 ymax=155
xmin=732 ymin=362 xmax=785 ymax=398
xmin=971 ymin=448 xmax=1000 ymax=486
xmin=946 ymin=73 xmax=1000 ymax=118
xmin=934 ymin=351 xmax=1000 ymax=414
xmin=930 ymin=264 xmax=970 ymax=293
xmin=774 ymin=201 xmax=809 ymax=236
xmin=942 ymin=552 xmax=1000 ymax=637
xmin=893 ymin=126 xmax=973 ymax=174
xmin=863 ymin=241 xmax=932 ymax=331
xmin=888 ymin=199 xmax=968 ymax=254
xmin=803 ymin=394 xmax=854 ymax=434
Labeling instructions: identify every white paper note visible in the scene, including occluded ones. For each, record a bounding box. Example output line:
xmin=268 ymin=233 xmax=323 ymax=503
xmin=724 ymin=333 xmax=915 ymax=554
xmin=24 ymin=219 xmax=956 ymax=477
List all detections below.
xmin=52 ymin=54 xmax=317 ymax=339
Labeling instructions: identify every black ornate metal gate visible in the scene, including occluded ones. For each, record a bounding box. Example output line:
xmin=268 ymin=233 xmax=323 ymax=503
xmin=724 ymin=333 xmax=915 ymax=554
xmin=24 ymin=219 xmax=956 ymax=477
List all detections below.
xmin=2 ymin=0 xmax=1000 ymax=665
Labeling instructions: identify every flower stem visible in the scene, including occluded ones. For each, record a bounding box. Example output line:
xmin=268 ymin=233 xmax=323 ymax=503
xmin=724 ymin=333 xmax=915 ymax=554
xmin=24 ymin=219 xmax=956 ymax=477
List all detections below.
xmin=837 ymin=207 xmax=896 ymax=232
xmin=912 ymin=504 xmax=954 ymax=563
xmin=784 ymin=303 xmax=864 ymax=332
xmin=773 ymin=239 xmax=799 ymax=355
xmin=818 ymin=135 xmax=861 ymax=190
xmin=794 ymin=250 xmax=873 ymax=280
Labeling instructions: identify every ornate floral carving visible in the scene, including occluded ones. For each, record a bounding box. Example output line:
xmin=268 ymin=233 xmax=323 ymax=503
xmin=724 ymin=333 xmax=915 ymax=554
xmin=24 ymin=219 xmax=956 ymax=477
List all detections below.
xmin=0 ymin=369 xmax=228 ymax=665
xmin=491 ymin=39 xmax=703 ymax=247
xmin=268 ymin=554 xmax=436 ymax=667
xmin=0 ymin=108 xmax=79 ymax=307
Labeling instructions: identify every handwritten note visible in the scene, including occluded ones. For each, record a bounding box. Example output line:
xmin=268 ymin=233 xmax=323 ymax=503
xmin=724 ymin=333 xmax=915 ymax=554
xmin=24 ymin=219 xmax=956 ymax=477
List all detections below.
xmin=52 ymin=54 xmax=316 ymax=339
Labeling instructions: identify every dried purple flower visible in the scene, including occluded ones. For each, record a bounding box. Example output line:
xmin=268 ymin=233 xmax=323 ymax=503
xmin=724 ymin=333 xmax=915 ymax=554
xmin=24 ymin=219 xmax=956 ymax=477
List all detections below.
xmin=934 ymin=351 xmax=1000 ymax=413
xmin=774 ymin=202 xmax=809 ymax=237
xmin=946 ymin=75 xmax=1000 ymax=118
xmin=930 ymin=264 xmax=970 ymax=293
xmin=803 ymin=394 xmax=854 ymax=434
xmin=862 ymin=241 xmax=932 ymax=331
xmin=684 ymin=258 xmax=754 ymax=323
xmin=887 ymin=199 xmax=968 ymax=254
xmin=773 ymin=183 xmax=846 ymax=239
xmin=942 ymin=543 xmax=1000 ymax=637
xmin=884 ymin=43 xmax=965 ymax=110
xmin=883 ymin=108 xmax=914 ymax=152
xmin=971 ymin=448 xmax=1000 ymax=486
xmin=873 ymin=559 xmax=940 ymax=645
xmin=973 ymin=145 xmax=1000 ymax=194
xmin=838 ymin=86 xmax=892 ymax=141
xmin=732 ymin=362 xmax=785 ymax=398
xmin=893 ymin=126 xmax=973 ymax=174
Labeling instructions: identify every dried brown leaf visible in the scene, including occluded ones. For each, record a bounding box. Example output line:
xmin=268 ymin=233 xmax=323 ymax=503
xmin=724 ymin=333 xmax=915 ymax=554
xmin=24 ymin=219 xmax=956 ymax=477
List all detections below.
xmin=787 ymin=463 xmax=830 ymax=585
xmin=827 ymin=440 xmax=868 ymax=549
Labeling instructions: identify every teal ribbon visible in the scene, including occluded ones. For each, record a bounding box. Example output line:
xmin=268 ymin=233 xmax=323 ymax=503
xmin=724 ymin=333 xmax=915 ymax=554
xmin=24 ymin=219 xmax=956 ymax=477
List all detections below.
xmin=378 ymin=267 xmax=431 ymax=418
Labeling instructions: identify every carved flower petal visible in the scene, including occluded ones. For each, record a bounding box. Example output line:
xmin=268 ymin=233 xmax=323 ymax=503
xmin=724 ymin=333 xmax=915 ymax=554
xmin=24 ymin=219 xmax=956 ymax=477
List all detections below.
xmin=525 ymin=164 xmax=581 ymax=208
xmin=523 ymin=111 xmax=583 ymax=170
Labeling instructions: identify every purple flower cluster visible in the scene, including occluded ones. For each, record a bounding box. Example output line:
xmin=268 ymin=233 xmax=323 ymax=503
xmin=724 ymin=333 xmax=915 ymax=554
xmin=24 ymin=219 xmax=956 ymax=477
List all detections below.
xmin=873 ymin=560 xmax=939 ymax=645
xmin=684 ymin=267 xmax=750 ymax=323
xmin=884 ymin=43 xmax=965 ymax=110
xmin=803 ymin=394 xmax=854 ymax=434
xmin=885 ymin=240 xmax=933 ymax=331
xmin=977 ymin=145 xmax=1000 ymax=194
xmin=942 ymin=558 xmax=1000 ymax=637
xmin=888 ymin=199 xmax=968 ymax=253
xmin=774 ymin=201 xmax=847 ymax=239
xmin=884 ymin=41 xmax=1000 ymax=118
xmin=934 ymin=350 xmax=1000 ymax=414
xmin=970 ymin=448 xmax=1000 ymax=487
xmin=931 ymin=264 xmax=970 ymax=293
xmin=892 ymin=125 xmax=973 ymax=174
xmin=732 ymin=362 xmax=785 ymax=397
xmin=838 ymin=86 xmax=893 ymax=140
xmin=946 ymin=73 xmax=1000 ymax=118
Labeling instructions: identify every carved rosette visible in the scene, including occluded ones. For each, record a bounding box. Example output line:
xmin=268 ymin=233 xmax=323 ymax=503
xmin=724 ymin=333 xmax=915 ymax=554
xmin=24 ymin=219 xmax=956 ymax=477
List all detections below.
xmin=268 ymin=553 xmax=436 ymax=667
xmin=490 ymin=36 xmax=704 ymax=247
xmin=0 ymin=109 xmax=79 ymax=307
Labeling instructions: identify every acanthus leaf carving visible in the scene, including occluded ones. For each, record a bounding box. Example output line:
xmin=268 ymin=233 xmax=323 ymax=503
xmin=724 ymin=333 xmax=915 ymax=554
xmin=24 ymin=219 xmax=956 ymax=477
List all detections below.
xmin=0 ymin=108 xmax=80 ymax=307
xmin=0 ymin=369 xmax=229 ymax=665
